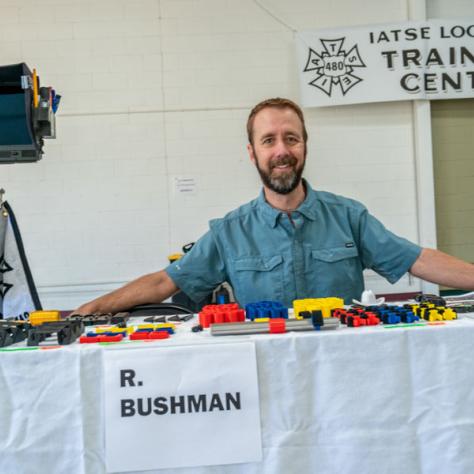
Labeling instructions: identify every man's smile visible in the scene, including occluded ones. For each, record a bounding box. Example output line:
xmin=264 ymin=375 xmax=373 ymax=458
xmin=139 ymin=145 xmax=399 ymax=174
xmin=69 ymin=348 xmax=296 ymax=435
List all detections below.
xmin=270 ymin=156 xmax=297 ymax=171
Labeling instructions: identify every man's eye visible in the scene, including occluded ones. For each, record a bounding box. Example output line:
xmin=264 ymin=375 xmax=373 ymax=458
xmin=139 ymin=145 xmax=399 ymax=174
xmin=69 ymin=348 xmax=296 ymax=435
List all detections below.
xmin=262 ymin=137 xmax=273 ymax=145
xmin=286 ymin=136 xmax=299 ymax=144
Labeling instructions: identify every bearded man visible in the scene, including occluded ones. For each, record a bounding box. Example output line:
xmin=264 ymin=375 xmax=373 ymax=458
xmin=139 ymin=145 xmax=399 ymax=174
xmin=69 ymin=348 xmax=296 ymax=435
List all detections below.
xmin=75 ymin=98 xmax=474 ymax=314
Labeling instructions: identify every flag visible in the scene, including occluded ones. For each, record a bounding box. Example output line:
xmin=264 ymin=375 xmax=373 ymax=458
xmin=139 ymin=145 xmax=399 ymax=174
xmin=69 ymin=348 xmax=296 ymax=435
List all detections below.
xmin=0 ymin=201 xmax=42 ymax=319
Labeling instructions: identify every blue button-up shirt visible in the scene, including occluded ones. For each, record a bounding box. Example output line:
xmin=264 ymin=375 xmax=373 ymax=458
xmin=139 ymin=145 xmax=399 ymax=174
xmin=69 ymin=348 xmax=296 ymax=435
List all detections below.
xmin=166 ymin=181 xmax=421 ymax=306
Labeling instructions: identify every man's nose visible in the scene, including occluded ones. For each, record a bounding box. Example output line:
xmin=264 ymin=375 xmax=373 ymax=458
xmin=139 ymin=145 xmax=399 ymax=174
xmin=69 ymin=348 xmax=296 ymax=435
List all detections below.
xmin=273 ymin=138 xmax=290 ymax=157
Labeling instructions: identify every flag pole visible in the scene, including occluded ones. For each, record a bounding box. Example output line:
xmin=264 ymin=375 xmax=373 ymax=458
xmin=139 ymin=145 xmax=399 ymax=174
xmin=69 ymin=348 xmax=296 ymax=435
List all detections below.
xmin=0 ymin=188 xmax=7 ymax=217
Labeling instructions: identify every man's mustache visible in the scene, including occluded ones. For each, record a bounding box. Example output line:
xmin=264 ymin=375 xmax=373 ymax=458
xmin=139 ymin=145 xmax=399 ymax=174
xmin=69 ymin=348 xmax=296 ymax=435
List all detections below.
xmin=270 ymin=156 xmax=297 ymax=169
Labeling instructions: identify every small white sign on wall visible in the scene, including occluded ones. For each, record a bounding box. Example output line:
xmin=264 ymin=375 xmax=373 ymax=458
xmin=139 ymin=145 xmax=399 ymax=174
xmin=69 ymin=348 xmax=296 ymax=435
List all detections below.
xmin=104 ymin=342 xmax=262 ymax=473
xmin=173 ymin=176 xmax=197 ymax=196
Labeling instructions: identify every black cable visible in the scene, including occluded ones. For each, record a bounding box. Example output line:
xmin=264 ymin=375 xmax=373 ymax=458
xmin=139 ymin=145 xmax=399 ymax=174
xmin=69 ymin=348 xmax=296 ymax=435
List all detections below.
xmin=127 ymin=302 xmax=194 ymax=317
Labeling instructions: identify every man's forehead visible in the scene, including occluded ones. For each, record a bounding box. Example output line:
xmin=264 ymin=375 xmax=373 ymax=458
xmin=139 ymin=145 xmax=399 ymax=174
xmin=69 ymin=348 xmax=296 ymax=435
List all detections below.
xmin=252 ymin=107 xmax=303 ymax=134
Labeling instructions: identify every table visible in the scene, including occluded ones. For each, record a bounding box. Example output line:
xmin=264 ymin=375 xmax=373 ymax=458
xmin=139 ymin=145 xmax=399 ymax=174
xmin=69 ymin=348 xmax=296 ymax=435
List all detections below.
xmin=1 ymin=316 xmax=474 ymax=474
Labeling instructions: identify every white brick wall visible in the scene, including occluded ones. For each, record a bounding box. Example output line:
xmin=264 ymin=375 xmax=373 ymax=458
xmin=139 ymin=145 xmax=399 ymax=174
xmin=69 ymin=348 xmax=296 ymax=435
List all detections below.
xmin=1 ymin=0 xmax=446 ymax=308
xmin=427 ymin=0 xmax=474 ymax=18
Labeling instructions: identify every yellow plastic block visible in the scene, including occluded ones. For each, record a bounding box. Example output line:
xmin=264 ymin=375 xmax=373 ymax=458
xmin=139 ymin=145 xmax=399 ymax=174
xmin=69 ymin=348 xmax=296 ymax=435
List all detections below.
xmin=427 ymin=309 xmax=442 ymax=322
xmin=135 ymin=323 xmax=176 ymax=331
xmin=153 ymin=323 xmax=176 ymax=330
xmin=29 ymin=310 xmax=61 ymax=326
xmin=293 ymin=297 xmax=344 ymax=319
xmin=254 ymin=317 xmax=269 ymax=323
xmin=442 ymin=308 xmax=457 ymax=320
xmin=136 ymin=323 xmax=155 ymax=330
xmin=95 ymin=326 xmax=133 ymax=334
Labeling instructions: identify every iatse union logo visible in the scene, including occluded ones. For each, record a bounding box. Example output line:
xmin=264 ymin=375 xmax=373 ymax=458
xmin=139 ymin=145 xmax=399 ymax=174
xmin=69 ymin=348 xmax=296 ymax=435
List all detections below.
xmin=303 ymin=37 xmax=366 ymax=96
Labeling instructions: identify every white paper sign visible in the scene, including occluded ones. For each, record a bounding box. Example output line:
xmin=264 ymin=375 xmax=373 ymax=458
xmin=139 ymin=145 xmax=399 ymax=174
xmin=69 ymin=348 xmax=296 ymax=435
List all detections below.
xmin=173 ymin=176 xmax=197 ymax=196
xmin=104 ymin=342 xmax=262 ymax=473
xmin=296 ymin=19 xmax=474 ymax=107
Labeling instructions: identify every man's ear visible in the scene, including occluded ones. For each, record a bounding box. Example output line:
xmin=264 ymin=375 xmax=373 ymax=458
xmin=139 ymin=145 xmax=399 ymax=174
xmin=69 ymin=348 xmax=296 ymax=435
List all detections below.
xmin=247 ymin=143 xmax=256 ymax=165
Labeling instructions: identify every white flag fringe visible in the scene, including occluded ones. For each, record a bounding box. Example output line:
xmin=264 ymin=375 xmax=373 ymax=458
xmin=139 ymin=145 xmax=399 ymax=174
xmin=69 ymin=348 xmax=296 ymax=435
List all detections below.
xmin=0 ymin=201 xmax=42 ymax=319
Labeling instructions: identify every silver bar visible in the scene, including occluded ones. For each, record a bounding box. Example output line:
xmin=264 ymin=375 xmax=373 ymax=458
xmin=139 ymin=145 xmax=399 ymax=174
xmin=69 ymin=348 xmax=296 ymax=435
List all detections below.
xmin=211 ymin=323 xmax=270 ymax=336
xmin=210 ymin=317 xmax=339 ymax=331
xmin=210 ymin=317 xmax=340 ymax=336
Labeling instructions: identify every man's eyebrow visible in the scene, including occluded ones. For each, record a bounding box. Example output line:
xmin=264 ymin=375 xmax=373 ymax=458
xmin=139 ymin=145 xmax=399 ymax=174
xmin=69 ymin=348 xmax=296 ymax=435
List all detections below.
xmin=259 ymin=130 xmax=302 ymax=142
xmin=259 ymin=133 xmax=275 ymax=141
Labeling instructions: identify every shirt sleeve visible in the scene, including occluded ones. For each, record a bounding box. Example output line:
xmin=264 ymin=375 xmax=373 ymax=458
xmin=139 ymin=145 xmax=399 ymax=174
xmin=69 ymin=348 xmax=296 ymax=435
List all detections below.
xmin=355 ymin=207 xmax=422 ymax=284
xmin=165 ymin=230 xmax=227 ymax=302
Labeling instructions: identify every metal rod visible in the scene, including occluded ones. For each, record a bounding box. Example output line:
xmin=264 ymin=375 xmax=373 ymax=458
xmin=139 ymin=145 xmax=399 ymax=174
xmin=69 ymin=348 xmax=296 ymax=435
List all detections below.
xmin=210 ymin=317 xmax=340 ymax=336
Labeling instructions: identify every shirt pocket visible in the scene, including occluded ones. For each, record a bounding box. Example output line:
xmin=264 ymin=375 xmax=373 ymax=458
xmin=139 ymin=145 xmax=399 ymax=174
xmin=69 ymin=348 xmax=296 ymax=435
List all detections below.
xmin=309 ymin=246 xmax=363 ymax=299
xmin=232 ymin=255 xmax=284 ymax=305
xmin=311 ymin=246 xmax=359 ymax=263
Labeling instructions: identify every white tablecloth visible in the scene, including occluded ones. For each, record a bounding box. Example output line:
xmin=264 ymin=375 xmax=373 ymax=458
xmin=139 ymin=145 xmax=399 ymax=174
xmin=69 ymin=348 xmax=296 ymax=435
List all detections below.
xmin=1 ymin=318 xmax=474 ymax=474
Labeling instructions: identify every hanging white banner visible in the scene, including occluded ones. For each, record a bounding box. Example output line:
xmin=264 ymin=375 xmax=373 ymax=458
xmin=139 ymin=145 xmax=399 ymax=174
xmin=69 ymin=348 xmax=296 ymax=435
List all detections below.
xmin=0 ymin=201 xmax=41 ymax=320
xmin=296 ymin=19 xmax=474 ymax=107
xmin=104 ymin=342 xmax=262 ymax=473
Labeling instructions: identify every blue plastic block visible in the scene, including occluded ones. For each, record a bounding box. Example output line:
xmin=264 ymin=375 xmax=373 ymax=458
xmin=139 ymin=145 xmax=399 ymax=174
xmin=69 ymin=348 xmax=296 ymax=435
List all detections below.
xmin=245 ymin=305 xmax=257 ymax=320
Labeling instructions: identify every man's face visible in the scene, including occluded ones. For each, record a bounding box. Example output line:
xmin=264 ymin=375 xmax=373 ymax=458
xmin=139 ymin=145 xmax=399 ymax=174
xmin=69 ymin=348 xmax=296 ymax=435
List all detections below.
xmin=247 ymin=107 xmax=306 ymax=195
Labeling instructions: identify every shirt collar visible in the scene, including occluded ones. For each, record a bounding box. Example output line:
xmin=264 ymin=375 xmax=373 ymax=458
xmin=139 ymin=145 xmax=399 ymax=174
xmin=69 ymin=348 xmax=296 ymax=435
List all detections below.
xmin=256 ymin=179 xmax=319 ymax=228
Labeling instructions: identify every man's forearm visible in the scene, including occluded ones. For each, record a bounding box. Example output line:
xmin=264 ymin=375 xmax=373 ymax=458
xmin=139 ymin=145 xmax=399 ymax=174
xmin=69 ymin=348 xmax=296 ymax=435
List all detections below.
xmin=74 ymin=270 xmax=179 ymax=315
xmin=410 ymin=248 xmax=474 ymax=289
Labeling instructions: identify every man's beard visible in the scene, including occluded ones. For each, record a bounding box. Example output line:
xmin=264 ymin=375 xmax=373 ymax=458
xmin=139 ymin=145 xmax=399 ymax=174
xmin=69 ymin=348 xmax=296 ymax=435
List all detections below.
xmin=254 ymin=153 xmax=305 ymax=195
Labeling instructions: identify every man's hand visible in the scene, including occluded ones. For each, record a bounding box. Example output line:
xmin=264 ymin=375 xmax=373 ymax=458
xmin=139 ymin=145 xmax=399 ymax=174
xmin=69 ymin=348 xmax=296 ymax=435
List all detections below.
xmin=410 ymin=248 xmax=474 ymax=289
xmin=72 ymin=270 xmax=179 ymax=315
xmin=74 ymin=301 xmax=100 ymax=316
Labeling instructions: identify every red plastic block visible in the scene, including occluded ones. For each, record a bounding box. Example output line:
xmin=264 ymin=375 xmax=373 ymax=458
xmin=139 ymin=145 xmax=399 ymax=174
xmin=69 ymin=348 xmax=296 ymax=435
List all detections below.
xmin=149 ymin=331 xmax=169 ymax=340
xmin=366 ymin=315 xmax=380 ymax=325
xmin=100 ymin=334 xmax=123 ymax=342
xmin=80 ymin=335 xmax=100 ymax=343
xmin=199 ymin=312 xmax=213 ymax=328
xmin=130 ymin=332 xmax=150 ymax=341
xmin=199 ymin=304 xmax=244 ymax=327
xmin=333 ymin=308 xmax=347 ymax=319
xmin=269 ymin=318 xmax=286 ymax=334
xmin=347 ymin=316 xmax=361 ymax=327
xmin=229 ymin=309 xmax=245 ymax=322
xmin=80 ymin=334 xmax=123 ymax=343
xmin=214 ymin=312 xmax=225 ymax=324
xmin=130 ymin=331 xmax=170 ymax=341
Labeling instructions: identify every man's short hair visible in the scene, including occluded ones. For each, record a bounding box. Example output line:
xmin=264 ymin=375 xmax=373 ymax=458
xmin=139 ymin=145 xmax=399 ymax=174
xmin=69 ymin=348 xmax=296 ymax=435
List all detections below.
xmin=246 ymin=97 xmax=308 ymax=145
